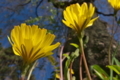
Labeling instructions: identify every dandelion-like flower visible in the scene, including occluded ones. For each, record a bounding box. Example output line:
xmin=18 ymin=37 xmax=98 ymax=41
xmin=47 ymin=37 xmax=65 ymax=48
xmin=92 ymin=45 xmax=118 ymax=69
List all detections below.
xmin=108 ymin=0 xmax=120 ymax=11
xmin=62 ymin=3 xmax=98 ymax=34
xmin=8 ymin=23 xmax=60 ymax=64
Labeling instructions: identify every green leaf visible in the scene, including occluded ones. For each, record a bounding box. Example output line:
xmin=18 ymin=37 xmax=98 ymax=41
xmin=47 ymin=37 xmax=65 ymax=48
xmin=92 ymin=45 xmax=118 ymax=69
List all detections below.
xmin=70 ymin=43 xmax=79 ymax=48
xmin=91 ymin=65 xmax=109 ymax=79
xmin=113 ymin=75 xmax=119 ymax=80
xmin=64 ymin=59 xmax=71 ymax=80
xmin=63 ymin=49 xmax=79 ymax=80
xmin=63 ymin=54 xmax=70 ymax=59
xmin=83 ymin=35 xmax=89 ymax=44
xmin=113 ymin=58 xmax=120 ymax=66
xmin=107 ymin=65 xmax=120 ymax=74
xmin=71 ymin=49 xmax=79 ymax=61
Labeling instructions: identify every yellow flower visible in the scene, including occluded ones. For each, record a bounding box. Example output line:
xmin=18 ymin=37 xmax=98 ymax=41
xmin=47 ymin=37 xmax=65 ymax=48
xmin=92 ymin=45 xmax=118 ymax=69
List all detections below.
xmin=62 ymin=3 xmax=98 ymax=34
xmin=8 ymin=23 xmax=60 ymax=64
xmin=108 ymin=0 xmax=120 ymax=11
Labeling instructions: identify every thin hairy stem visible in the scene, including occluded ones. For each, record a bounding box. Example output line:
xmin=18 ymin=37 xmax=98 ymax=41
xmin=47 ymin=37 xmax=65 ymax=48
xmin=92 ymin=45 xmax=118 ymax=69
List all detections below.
xmin=79 ymin=38 xmax=92 ymax=80
xmin=27 ymin=61 xmax=38 ymax=80
xmin=60 ymin=46 xmax=64 ymax=80
xmin=108 ymin=36 xmax=113 ymax=65
xmin=80 ymin=54 xmax=83 ymax=80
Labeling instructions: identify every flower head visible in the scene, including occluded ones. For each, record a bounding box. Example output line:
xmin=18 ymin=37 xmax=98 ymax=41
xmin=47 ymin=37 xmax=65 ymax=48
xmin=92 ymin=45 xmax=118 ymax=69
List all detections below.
xmin=62 ymin=3 xmax=98 ymax=34
xmin=8 ymin=23 xmax=60 ymax=64
xmin=108 ymin=0 xmax=120 ymax=11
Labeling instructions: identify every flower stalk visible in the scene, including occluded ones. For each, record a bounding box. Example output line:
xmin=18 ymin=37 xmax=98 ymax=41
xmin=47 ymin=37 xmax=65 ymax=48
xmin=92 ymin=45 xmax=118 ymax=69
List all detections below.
xmin=27 ymin=61 xmax=38 ymax=80
xmin=21 ymin=64 xmax=30 ymax=80
xmin=78 ymin=36 xmax=92 ymax=80
xmin=80 ymin=53 xmax=83 ymax=80
xmin=60 ymin=46 xmax=64 ymax=80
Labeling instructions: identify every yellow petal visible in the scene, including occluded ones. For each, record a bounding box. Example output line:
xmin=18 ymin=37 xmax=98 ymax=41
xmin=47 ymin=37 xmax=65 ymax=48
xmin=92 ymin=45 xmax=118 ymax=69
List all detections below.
xmin=86 ymin=17 xmax=99 ymax=28
xmin=65 ymin=7 xmax=74 ymax=24
xmin=108 ymin=0 xmax=120 ymax=10
xmin=40 ymin=42 xmax=60 ymax=53
xmin=43 ymin=34 xmax=55 ymax=46
xmin=7 ymin=36 xmax=13 ymax=45
xmin=11 ymin=26 xmax=20 ymax=46
xmin=12 ymin=45 xmax=21 ymax=56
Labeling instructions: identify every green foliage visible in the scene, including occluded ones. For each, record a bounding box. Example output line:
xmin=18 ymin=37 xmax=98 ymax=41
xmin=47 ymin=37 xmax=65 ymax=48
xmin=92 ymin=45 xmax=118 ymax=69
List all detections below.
xmin=113 ymin=57 xmax=120 ymax=66
xmin=63 ymin=49 xmax=79 ymax=80
xmin=91 ymin=57 xmax=120 ymax=80
xmin=107 ymin=65 xmax=120 ymax=74
xmin=0 ymin=47 xmax=21 ymax=79
xmin=70 ymin=43 xmax=79 ymax=48
xmin=25 ymin=17 xmax=42 ymax=24
xmin=91 ymin=65 xmax=109 ymax=80
xmin=106 ymin=57 xmax=120 ymax=79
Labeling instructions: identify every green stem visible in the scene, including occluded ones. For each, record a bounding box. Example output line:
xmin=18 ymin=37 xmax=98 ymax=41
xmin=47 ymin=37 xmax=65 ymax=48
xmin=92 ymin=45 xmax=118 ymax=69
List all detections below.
xmin=80 ymin=54 xmax=83 ymax=80
xmin=109 ymin=13 xmax=117 ymax=80
xmin=27 ymin=61 xmax=37 ymax=80
xmin=108 ymin=36 xmax=113 ymax=65
xmin=79 ymin=37 xmax=92 ymax=80
xmin=20 ymin=62 xmax=32 ymax=80
xmin=21 ymin=64 xmax=29 ymax=80
xmin=110 ymin=43 xmax=119 ymax=80
xmin=110 ymin=56 xmax=114 ymax=80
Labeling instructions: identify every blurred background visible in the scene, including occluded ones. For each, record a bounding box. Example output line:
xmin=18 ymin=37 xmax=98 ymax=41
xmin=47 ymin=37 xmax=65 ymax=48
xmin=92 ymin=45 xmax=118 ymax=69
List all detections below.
xmin=0 ymin=0 xmax=120 ymax=80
